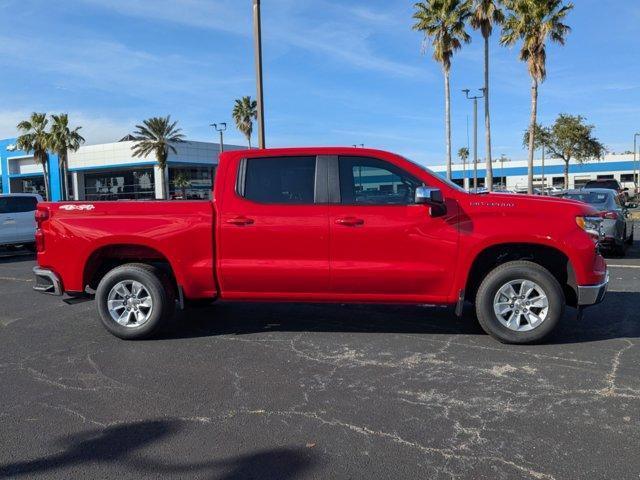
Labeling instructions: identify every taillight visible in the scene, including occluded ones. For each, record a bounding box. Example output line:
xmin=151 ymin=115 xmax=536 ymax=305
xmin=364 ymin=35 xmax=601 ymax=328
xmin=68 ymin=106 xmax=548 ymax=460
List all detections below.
xmin=35 ymin=229 xmax=45 ymax=252
xmin=35 ymin=206 xmax=49 ymax=227
xmin=599 ymin=211 xmax=618 ymax=220
xmin=576 ymin=216 xmax=603 ymax=243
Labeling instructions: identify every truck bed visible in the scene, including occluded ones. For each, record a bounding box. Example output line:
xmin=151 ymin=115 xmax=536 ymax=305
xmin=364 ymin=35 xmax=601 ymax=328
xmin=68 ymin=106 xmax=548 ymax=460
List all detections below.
xmin=36 ymin=201 xmax=217 ymax=299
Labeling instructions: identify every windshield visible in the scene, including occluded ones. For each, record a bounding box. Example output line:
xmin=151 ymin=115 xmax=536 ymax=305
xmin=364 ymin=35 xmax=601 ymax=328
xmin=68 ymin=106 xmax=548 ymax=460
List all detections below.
xmin=401 ymin=157 xmax=466 ymax=193
xmin=563 ymin=191 xmax=611 ymax=206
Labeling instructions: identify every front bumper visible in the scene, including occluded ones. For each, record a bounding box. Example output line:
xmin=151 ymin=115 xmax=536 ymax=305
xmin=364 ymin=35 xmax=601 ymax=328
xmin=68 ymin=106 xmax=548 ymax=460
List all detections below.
xmin=33 ymin=267 xmax=63 ymax=296
xmin=577 ymin=270 xmax=609 ymax=306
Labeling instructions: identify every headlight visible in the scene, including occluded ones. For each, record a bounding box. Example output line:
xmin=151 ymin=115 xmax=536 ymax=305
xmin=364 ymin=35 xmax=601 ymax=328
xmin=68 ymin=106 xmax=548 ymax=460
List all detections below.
xmin=576 ymin=216 xmax=604 ymax=243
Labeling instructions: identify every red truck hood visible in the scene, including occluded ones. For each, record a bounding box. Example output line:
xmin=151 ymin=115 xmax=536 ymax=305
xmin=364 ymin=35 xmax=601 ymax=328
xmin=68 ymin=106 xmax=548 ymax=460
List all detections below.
xmin=466 ymin=192 xmax=599 ymax=216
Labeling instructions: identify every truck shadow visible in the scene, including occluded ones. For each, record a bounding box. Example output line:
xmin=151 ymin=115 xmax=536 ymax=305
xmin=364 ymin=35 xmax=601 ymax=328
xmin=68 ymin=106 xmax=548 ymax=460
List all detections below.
xmin=164 ymin=291 xmax=639 ymax=346
xmin=0 ymin=419 xmax=317 ymax=479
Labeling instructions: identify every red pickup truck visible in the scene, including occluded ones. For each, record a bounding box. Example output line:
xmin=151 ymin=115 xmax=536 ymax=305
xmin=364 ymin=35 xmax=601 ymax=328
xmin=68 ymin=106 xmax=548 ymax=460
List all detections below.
xmin=32 ymin=147 xmax=609 ymax=344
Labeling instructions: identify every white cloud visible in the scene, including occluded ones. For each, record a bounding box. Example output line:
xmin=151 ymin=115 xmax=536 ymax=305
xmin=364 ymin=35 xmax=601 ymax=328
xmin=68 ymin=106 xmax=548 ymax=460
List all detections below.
xmin=0 ymin=110 xmax=134 ymax=144
xmin=74 ymin=0 xmax=427 ymax=79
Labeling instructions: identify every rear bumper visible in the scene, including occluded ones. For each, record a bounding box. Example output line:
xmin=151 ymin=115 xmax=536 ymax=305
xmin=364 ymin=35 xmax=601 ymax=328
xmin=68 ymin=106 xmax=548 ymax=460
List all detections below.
xmin=577 ymin=270 xmax=609 ymax=306
xmin=33 ymin=267 xmax=63 ymax=296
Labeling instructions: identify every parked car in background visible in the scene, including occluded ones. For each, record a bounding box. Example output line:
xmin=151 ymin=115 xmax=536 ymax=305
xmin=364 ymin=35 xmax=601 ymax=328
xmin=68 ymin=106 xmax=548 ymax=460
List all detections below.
xmin=562 ymin=188 xmax=633 ymax=256
xmin=544 ymin=186 xmax=564 ymax=196
xmin=583 ymin=179 xmax=629 ymax=204
xmin=514 ymin=187 xmax=543 ymax=195
xmin=0 ymin=193 xmax=42 ymax=250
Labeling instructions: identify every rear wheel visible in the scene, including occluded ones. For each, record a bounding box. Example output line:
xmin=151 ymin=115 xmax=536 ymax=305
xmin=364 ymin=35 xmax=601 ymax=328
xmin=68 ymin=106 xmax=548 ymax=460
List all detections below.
xmin=96 ymin=263 xmax=175 ymax=339
xmin=475 ymin=261 xmax=565 ymax=344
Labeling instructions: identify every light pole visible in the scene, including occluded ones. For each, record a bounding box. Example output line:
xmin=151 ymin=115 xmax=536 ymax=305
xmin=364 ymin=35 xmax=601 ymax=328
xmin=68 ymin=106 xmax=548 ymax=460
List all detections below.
xmin=463 ymin=88 xmax=485 ymax=192
xmin=634 ymin=133 xmax=640 ymax=198
xmin=211 ymin=123 xmax=227 ymax=153
xmin=253 ymin=0 xmax=266 ymax=149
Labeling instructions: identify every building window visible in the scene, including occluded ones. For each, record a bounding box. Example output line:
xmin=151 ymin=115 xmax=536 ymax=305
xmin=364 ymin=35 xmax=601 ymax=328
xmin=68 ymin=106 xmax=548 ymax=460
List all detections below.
xmin=552 ymin=177 xmax=564 ymax=186
xmin=597 ymin=174 xmax=614 ymax=180
xmin=10 ymin=176 xmax=47 ymax=200
xmin=452 ymin=179 xmax=464 ymax=187
xmin=621 ymin=174 xmax=638 ymax=183
xmin=169 ymin=166 xmax=216 ymax=200
xmin=84 ymin=168 xmax=155 ymax=201
xmin=493 ymin=176 xmax=507 ymax=187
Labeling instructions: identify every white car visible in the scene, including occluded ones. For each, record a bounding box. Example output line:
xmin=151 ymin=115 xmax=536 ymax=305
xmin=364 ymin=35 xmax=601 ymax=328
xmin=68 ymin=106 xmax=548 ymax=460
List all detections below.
xmin=0 ymin=193 xmax=42 ymax=249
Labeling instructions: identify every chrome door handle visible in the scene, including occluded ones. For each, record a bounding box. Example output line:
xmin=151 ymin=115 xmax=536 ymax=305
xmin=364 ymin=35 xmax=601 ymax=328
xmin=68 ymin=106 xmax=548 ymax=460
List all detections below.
xmin=226 ymin=216 xmax=254 ymax=226
xmin=335 ymin=217 xmax=364 ymax=227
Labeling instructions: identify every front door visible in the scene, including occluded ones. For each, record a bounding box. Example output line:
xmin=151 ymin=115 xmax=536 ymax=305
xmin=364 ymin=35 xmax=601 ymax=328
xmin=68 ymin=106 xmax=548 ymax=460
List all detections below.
xmin=328 ymin=156 xmax=458 ymax=302
xmin=217 ymin=155 xmax=330 ymax=299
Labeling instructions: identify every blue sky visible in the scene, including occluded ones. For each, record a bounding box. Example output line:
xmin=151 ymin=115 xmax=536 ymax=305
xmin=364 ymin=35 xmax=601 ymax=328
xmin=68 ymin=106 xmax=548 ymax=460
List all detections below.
xmin=0 ymin=0 xmax=638 ymax=165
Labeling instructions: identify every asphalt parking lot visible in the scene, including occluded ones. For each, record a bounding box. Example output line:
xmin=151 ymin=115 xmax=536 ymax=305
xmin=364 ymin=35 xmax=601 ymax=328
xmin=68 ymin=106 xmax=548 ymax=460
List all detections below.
xmin=0 ymin=242 xmax=639 ymax=480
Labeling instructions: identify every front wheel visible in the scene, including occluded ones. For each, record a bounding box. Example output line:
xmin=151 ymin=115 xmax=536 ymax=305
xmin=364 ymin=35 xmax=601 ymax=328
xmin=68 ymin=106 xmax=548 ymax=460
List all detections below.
xmin=475 ymin=261 xmax=565 ymax=344
xmin=96 ymin=263 xmax=175 ymax=340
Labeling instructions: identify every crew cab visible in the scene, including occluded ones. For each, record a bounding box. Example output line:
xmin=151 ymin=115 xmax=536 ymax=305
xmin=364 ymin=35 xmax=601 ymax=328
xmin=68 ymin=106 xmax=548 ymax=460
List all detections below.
xmin=32 ymin=148 xmax=609 ymax=344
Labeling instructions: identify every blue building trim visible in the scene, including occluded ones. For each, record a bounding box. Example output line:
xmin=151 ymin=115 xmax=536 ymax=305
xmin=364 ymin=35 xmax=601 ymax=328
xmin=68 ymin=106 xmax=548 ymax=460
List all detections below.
xmin=436 ymin=160 xmax=639 ymax=181
xmin=0 ymin=137 xmax=62 ymax=201
xmin=68 ymin=161 xmax=156 ymax=172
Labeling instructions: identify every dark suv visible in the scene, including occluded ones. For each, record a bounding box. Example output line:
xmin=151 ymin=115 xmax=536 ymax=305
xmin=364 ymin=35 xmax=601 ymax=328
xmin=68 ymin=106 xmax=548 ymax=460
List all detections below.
xmin=583 ymin=179 xmax=629 ymax=204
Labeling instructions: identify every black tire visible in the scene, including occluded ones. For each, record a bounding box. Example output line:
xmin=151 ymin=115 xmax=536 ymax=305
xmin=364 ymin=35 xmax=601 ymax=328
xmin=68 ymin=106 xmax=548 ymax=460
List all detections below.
xmin=96 ymin=263 xmax=175 ymax=340
xmin=614 ymin=235 xmax=626 ymax=257
xmin=475 ymin=261 xmax=565 ymax=344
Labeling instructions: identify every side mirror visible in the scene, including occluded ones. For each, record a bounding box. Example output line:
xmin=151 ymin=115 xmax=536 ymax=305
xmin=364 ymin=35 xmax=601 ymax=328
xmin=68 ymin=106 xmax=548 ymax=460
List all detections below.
xmin=627 ymin=202 xmax=638 ymax=209
xmin=415 ymin=186 xmax=444 ymax=205
xmin=415 ymin=186 xmax=447 ymax=217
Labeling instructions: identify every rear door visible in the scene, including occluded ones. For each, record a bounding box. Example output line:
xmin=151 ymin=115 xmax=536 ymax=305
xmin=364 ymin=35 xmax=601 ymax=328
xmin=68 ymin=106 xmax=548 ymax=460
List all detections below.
xmin=0 ymin=197 xmax=17 ymax=245
xmin=328 ymin=155 xmax=458 ymax=302
xmin=12 ymin=196 xmax=38 ymax=243
xmin=217 ymin=155 xmax=330 ymax=298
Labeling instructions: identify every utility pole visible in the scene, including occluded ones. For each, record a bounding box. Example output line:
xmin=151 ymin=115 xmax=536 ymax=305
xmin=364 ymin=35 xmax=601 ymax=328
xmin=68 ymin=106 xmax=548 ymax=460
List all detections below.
xmin=253 ymin=0 xmax=266 ymax=149
xmin=541 ymin=147 xmax=545 ymax=194
xmin=211 ymin=123 xmax=227 ymax=153
xmin=463 ymin=89 xmax=485 ymax=192
xmin=634 ymin=133 xmax=640 ymax=198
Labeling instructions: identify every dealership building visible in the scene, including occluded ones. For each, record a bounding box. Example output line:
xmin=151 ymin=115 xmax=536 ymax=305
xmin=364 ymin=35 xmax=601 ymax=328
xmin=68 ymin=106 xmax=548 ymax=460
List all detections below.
xmin=0 ymin=135 xmax=638 ymax=200
xmin=431 ymin=153 xmax=639 ymax=191
xmin=0 ymin=137 xmax=245 ymax=201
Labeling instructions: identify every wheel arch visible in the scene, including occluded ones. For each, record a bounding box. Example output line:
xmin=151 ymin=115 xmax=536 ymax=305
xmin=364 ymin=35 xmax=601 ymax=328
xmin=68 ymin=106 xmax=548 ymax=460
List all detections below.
xmin=464 ymin=243 xmax=578 ymax=307
xmin=83 ymin=243 xmax=179 ymax=294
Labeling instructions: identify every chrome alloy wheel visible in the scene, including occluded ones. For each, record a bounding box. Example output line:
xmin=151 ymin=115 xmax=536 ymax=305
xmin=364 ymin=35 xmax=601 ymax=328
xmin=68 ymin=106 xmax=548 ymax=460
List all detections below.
xmin=493 ymin=279 xmax=549 ymax=332
xmin=107 ymin=280 xmax=153 ymax=327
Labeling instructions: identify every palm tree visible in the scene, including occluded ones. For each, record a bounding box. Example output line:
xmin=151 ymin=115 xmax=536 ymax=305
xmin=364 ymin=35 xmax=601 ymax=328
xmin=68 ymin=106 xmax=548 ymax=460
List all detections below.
xmin=173 ymin=171 xmax=191 ymax=199
xmin=413 ymin=0 xmax=473 ymax=181
xmin=16 ymin=113 xmax=51 ymax=200
xmin=458 ymin=146 xmax=470 ymax=189
xmin=470 ymin=0 xmax=504 ymax=192
xmin=232 ymin=96 xmax=257 ymax=149
xmin=501 ymin=0 xmax=573 ymax=194
xmin=50 ymin=114 xmax=85 ymax=201
xmin=131 ymin=116 xmax=185 ymax=200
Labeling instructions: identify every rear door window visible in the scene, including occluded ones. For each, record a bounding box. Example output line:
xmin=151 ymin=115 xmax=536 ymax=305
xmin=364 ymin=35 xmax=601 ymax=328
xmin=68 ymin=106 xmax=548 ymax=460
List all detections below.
xmin=241 ymin=156 xmax=316 ymax=204
xmin=4 ymin=196 xmax=38 ymax=213
xmin=0 ymin=197 xmax=38 ymax=213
